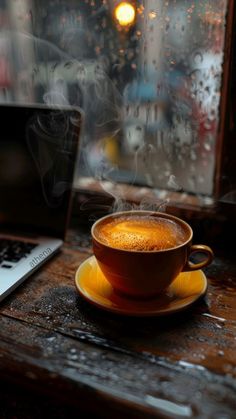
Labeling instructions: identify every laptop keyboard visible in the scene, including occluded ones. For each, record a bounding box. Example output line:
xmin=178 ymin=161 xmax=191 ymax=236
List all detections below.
xmin=0 ymin=239 xmax=38 ymax=269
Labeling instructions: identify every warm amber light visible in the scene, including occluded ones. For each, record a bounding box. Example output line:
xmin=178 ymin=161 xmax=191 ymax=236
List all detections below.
xmin=114 ymin=2 xmax=136 ymax=27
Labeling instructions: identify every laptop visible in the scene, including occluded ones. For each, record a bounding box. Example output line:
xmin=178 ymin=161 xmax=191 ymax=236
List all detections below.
xmin=0 ymin=103 xmax=82 ymax=301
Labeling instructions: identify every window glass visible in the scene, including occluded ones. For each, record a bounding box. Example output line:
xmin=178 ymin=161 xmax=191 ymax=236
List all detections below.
xmin=0 ymin=0 xmax=228 ymax=198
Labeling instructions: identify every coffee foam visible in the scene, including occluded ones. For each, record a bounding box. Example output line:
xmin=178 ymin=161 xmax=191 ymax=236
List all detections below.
xmin=96 ymin=215 xmax=186 ymax=251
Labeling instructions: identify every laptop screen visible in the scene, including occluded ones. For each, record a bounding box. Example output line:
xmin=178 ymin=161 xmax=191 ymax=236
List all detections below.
xmin=0 ymin=104 xmax=81 ymax=239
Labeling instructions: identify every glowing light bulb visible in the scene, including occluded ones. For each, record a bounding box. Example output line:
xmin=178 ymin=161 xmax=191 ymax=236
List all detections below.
xmin=114 ymin=2 xmax=136 ymax=27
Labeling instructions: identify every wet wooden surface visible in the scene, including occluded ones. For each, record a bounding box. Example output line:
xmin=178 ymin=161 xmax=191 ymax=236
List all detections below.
xmin=0 ymin=223 xmax=236 ymax=418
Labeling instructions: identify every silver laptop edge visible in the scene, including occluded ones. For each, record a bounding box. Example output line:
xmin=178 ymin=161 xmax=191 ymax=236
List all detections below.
xmin=0 ymin=236 xmax=62 ymax=301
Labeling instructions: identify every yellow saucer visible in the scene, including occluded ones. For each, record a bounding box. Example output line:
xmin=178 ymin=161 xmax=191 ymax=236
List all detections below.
xmin=75 ymin=256 xmax=207 ymax=317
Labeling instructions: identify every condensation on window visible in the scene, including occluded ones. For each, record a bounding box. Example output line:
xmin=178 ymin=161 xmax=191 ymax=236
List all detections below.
xmin=0 ymin=0 xmax=228 ymax=197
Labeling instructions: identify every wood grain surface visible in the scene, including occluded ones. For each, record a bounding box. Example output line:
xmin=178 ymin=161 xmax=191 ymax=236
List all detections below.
xmin=0 ymin=225 xmax=236 ymax=418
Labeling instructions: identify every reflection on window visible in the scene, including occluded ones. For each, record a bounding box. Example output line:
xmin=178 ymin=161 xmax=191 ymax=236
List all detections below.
xmin=0 ymin=0 xmax=228 ymax=198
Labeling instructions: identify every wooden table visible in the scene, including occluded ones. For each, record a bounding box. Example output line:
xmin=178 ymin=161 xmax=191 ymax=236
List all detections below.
xmin=0 ymin=221 xmax=236 ymax=418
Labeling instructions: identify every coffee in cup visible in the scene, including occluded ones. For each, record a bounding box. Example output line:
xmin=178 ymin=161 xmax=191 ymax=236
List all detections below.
xmin=95 ymin=214 xmax=187 ymax=251
xmin=92 ymin=211 xmax=213 ymax=298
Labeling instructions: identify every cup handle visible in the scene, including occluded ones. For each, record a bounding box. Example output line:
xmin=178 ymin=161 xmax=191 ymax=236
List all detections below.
xmin=184 ymin=244 xmax=214 ymax=271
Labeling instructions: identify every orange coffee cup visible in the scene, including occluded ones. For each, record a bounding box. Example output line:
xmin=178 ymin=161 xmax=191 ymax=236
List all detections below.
xmin=92 ymin=211 xmax=213 ymax=298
